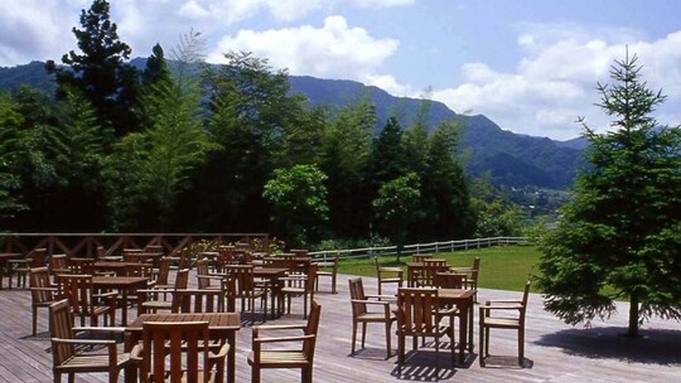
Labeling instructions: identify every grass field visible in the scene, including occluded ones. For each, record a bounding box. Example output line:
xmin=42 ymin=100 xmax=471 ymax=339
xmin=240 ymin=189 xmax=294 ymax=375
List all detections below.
xmin=336 ymin=244 xmax=542 ymax=293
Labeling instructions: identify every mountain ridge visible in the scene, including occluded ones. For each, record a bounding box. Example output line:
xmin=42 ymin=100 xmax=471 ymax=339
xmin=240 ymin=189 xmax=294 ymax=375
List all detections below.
xmin=0 ymin=59 xmax=584 ymax=188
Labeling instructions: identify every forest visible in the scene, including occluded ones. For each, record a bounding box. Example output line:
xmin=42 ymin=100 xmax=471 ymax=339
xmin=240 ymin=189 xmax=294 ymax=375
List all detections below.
xmin=0 ymin=0 xmax=525 ymax=249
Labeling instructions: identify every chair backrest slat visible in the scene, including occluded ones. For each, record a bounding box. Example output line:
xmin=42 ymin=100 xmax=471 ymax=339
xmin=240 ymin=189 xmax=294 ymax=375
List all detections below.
xmin=397 ymin=288 xmax=440 ymax=336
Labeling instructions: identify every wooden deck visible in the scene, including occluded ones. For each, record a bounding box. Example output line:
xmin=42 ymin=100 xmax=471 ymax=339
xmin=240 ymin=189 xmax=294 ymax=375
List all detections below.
xmin=1 ymin=271 xmax=679 ymax=382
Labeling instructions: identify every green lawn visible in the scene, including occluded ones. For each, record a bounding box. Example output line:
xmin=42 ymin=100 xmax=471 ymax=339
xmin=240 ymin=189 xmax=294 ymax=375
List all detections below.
xmin=337 ymin=244 xmax=542 ymax=293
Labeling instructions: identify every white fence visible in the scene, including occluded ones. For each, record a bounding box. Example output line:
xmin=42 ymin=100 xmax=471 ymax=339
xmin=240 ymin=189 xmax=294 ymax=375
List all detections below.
xmin=309 ymin=236 xmax=528 ymax=263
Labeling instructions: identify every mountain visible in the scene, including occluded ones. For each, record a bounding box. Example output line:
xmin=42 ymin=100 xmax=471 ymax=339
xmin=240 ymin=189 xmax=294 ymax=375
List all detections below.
xmin=0 ymin=60 xmax=584 ymax=188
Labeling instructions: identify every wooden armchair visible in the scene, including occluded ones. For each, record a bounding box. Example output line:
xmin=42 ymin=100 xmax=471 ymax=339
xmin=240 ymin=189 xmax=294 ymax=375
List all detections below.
xmin=226 ymin=265 xmax=268 ymax=322
xmin=314 ymin=253 xmax=340 ymax=294
xmin=373 ymin=256 xmax=403 ymax=295
xmin=9 ymin=248 xmax=46 ymax=288
xmin=414 ymin=259 xmax=449 ymax=287
xmin=450 ymin=256 xmax=480 ymax=301
xmin=69 ymin=258 xmax=95 ymax=275
xmin=171 ymin=288 xmax=226 ymax=313
xmin=247 ymin=300 xmax=321 ymax=383
xmin=56 ymin=274 xmax=117 ymax=327
xmin=197 ymin=258 xmax=225 ymax=290
xmin=479 ymin=281 xmax=531 ymax=367
xmin=138 ymin=268 xmax=189 ymax=315
xmin=50 ymin=254 xmax=71 ymax=277
xmin=349 ymin=277 xmax=396 ymax=358
xmin=396 ymin=288 xmax=457 ymax=375
xmin=29 ymin=266 xmax=57 ymax=336
xmin=281 ymin=263 xmax=317 ymax=319
xmin=131 ymin=321 xmax=229 ymax=383
xmin=49 ymin=299 xmax=130 ymax=383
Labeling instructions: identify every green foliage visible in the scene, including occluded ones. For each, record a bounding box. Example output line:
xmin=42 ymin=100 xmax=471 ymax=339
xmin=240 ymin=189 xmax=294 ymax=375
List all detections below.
xmin=263 ymin=164 xmax=329 ymax=247
xmin=105 ymin=32 xmax=218 ymax=230
xmin=470 ymin=174 xmax=526 ymax=237
xmin=536 ymin=52 xmax=681 ymax=336
xmin=371 ymin=116 xmax=407 ymax=184
xmin=46 ymin=0 xmax=139 ymax=136
xmin=372 ymin=172 xmax=421 ymax=250
xmin=320 ymin=97 xmax=375 ymax=238
xmin=0 ymin=92 xmax=27 ymax=221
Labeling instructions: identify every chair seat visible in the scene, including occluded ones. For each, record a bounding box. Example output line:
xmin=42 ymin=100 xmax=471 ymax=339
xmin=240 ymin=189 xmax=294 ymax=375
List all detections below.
xmin=484 ymin=317 xmax=521 ymax=328
xmin=247 ymin=351 xmax=310 ymax=368
xmin=56 ymin=353 xmax=129 ymax=372
xmin=399 ymin=324 xmax=452 ymax=338
xmin=357 ymin=312 xmax=396 ymax=322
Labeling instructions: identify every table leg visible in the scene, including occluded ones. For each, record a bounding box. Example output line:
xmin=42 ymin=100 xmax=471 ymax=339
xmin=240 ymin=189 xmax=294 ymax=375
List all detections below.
xmin=458 ymin=300 xmax=468 ymax=364
xmin=468 ymin=300 xmax=474 ymax=353
xmin=0 ymin=261 xmax=4 ymax=290
xmin=124 ymin=333 xmax=138 ymax=383
xmin=227 ymin=331 xmax=236 ymax=383
xmin=121 ymin=289 xmax=128 ymax=326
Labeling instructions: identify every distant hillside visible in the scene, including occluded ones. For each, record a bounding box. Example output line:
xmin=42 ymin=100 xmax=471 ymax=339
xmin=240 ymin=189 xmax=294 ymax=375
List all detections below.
xmin=0 ymin=60 xmax=584 ymax=188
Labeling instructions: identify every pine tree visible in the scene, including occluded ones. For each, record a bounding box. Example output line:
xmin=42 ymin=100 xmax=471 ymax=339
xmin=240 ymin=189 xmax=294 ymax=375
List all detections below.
xmin=536 ymin=52 xmax=681 ymax=336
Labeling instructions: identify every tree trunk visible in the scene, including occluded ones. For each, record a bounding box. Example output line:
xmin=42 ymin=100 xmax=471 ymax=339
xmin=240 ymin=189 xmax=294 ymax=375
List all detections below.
xmin=627 ymin=291 xmax=639 ymax=337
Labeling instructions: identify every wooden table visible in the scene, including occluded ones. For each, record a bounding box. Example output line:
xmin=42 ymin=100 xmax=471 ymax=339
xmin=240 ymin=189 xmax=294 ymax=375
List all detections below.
xmin=94 ymin=261 xmax=143 ymax=276
xmin=92 ymin=276 xmax=148 ymax=325
xmin=438 ymin=288 xmax=475 ymax=364
xmin=125 ymin=312 xmax=241 ymax=383
xmin=0 ymin=253 xmax=23 ymax=290
xmin=254 ymin=267 xmax=287 ymax=318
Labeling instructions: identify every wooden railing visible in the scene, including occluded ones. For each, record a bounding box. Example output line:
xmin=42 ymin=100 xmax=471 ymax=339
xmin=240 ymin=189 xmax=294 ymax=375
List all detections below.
xmin=309 ymin=236 xmax=528 ymax=263
xmin=0 ymin=233 xmax=269 ymax=257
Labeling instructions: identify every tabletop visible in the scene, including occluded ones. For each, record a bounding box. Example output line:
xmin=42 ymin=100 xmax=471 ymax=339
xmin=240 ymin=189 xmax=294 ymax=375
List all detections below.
xmin=127 ymin=312 xmax=241 ymax=330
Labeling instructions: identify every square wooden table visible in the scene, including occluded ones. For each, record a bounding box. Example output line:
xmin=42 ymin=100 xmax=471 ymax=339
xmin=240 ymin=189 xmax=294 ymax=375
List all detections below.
xmin=405 ymin=260 xmax=448 ymax=287
xmin=125 ymin=312 xmax=241 ymax=383
xmin=0 ymin=253 xmax=23 ymax=290
xmin=438 ymin=288 xmax=475 ymax=364
xmin=254 ymin=267 xmax=287 ymax=318
xmin=92 ymin=276 xmax=148 ymax=325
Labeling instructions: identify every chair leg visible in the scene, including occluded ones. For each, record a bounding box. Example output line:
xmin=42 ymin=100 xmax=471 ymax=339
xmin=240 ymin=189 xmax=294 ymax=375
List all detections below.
xmin=32 ymin=306 xmax=38 ymax=336
xmin=351 ymin=320 xmax=358 ymax=354
xmin=385 ymin=321 xmax=392 ymax=358
xmin=479 ymin=322 xmax=485 ymax=367
xmin=332 ymin=274 xmax=337 ymax=294
xmin=377 ymin=280 xmax=382 ymax=295
xmin=518 ymin=328 xmax=525 ymax=366
xmin=302 ymin=366 xmax=312 ymax=383
xmin=109 ymin=368 xmax=119 ymax=383
xmin=251 ymin=365 xmax=260 ymax=383
xmin=53 ymin=371 xmax=61 ymax=383
xmin=435 ymin=334 xmax=440 ymax=378
xmin=68 ymin=373 xmax=74 ymax=383
xmin=397 ymin=334 xmax=405 ymax=370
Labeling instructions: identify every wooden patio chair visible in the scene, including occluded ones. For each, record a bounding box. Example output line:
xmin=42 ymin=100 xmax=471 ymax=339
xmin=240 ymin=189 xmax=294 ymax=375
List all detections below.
xmin=56 ymin=274 xmax=117 ymax=327
xmin=197 ymin=258 xmax=225 ymax=290
xmin=373 ymin=256 xmax=403 ymax=295
xmin=49 ymin=299 xmax=130 ymax=383
xmin=69 ymin=258 xmax=95 ymax=275
xmin=479 ymin=280 xmax=531 ymax=367
xmin=152 ymin=257 xmax=173 ymax=289
xmin=281 ymin=263 xmax=317 ymax=319
xmin=396 ymin=288 xmax=457 ymax=375
xmin=247 ymin=300 xmax=321 ymax=383
xmin=50 ymin=254 xmax=71 ymax=277
xmin=433 ymin=272 xmax=465 ymax=289
xmin=29 ymin=266 xmax=57 ymax=336
xmin=226 ymin=265 xmax=268 ymax=323
xmin=131 ymin=321 xmax=229 ymax=383
xmin=348 ymin=277 xmax=396 ymax=358
xmin=138 ymin=268 xmax=189 ymax=315
xmin=171 ymin=288 xmax=226 ymax=314
xmin=450 ymin=256 xmax=480 ymax=301
xmin=9 ymin=248 xmax=46 ymax=288
xmin=414 ymin=259 xmax=449 ymax=287
xmin=314 ymin=252 xmax=339 ymax=294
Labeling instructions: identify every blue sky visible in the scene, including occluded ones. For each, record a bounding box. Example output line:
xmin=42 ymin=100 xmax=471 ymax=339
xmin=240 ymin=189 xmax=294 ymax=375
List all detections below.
xmin=1 ymin=0 xmax=680 ymax=140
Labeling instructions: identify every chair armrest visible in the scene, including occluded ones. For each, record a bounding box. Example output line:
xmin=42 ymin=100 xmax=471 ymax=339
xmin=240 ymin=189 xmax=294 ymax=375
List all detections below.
xmin=480 ymin=305 xmax=524 ymax=311
xmin=365 ymin=294 xmax=396 ymax=300
xmin=130 ymin=344 xmax=144 ymax=362
xmin=485 ymin=299 xmax=522 ymax=305
xmin=73 ymin=326 xmax=127 ymax=334
xmin=253 ymin=324 xmax=307 ymax=332
xmin=30 ymin=287 xmax=58 ymax=292
xmin=379 ymin=267 xmax=403 ymax=272
xmin=51 ymin=337 xmax=117 ymax=346
xmin=208 ymin=343 xmax=230 ymax=360
xmin=350 ymin=299 xmax=390 ymax=306
xmin=254 ymin=334 xmax=315 ymax=344
xmin=437 ymin=307 xmax=459 ymax=316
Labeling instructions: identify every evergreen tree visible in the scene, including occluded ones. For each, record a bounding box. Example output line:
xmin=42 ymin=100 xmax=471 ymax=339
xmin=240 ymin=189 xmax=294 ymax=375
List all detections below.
xmin=142 ymin=44 xmax=171 ymax=87
xmin=46 ymin=0 xmax=140 ymax=137
xmin=371 ymin=116 xmax=407 ymax=185
xmin=536 ymin=53 xmax=681 ymax=336
xmin=0 ymin=93 xmax=26 ymax=222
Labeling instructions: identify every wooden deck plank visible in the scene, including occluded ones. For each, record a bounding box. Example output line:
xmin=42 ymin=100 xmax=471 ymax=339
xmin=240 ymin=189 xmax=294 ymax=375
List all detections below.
xmin=0 ymin=270 xmax=678 ymax=382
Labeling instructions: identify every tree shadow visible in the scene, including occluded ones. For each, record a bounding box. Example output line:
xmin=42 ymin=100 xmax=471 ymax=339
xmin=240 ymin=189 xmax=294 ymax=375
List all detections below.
xmin=536 ymin=327 xmax=681 ymax=365
xmin=390 ymin=350 xmax=457 ymax=381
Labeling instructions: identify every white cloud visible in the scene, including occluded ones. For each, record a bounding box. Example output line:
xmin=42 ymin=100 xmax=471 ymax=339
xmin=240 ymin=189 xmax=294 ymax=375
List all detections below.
xmin=207 ymin=16 xmax=401 ymax=85
xmin=432 ymin=25 xmax=681 ymax=140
